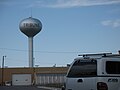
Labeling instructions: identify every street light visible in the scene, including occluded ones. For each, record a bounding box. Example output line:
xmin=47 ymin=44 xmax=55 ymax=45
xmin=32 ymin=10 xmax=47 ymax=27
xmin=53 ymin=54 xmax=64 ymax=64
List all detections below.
xmin=1 ymin=56 xmax=6 ymax=86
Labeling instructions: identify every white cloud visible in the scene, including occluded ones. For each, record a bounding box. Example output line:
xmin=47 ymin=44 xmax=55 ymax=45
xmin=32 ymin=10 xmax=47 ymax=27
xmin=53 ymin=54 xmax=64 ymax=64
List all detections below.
xmin=101 ymin=19 xmax=120 ymax=28
xmin=38 ymin=0 xmax=120 ymax=8
xmin=0 ymin=1 xmax=27 ymax=7
xmin=1 ymin=0 xmax=120 ymax=8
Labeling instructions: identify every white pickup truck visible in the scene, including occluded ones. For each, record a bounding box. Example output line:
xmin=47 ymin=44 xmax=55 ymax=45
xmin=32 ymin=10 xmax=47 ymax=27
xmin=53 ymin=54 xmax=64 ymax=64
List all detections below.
xmin=65 ymin=53 xmax=120 ymax=90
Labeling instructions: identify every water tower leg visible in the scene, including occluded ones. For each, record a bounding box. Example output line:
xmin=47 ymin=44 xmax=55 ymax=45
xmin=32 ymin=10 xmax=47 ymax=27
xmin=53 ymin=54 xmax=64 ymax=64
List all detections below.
xmin=28 ymin=37 xmax=34 ymax=67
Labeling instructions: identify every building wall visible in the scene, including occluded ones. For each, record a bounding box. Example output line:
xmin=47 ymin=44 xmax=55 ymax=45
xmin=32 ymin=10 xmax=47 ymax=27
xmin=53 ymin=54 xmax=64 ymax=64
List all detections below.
xmin=36 ymin=73 xmax=66 ymax=85
xmin=0 ymin=67 xmax=68 ymax=85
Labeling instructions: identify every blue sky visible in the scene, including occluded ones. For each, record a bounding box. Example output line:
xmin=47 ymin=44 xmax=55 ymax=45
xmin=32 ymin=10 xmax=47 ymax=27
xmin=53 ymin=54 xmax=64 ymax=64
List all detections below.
xmin=0 ymin=0 xmax=120 ymax=67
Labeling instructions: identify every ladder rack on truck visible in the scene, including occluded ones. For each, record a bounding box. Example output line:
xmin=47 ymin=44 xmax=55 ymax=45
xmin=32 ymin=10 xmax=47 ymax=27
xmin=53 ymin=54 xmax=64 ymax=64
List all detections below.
xmin=78 ymin=53 xmax=120 ymax=59
xmin=78 ymin=53 xmax=112 ymax=57
xmin=102 ymin=54 xmax=120 ymax=57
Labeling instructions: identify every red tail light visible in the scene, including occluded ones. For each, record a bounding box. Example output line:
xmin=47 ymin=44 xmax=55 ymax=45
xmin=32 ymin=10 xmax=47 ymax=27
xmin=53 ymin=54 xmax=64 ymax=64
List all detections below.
xmin=97 ymin=82 xmax=108 ymax=90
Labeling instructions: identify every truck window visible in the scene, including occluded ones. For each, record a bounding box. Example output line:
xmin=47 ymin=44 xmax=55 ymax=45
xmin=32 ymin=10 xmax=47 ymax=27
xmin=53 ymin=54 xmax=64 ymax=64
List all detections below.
xmin=106 ymin=61 xmax=120 ymax=74
xmin=67 ymin=59 xmax=97 ymax=78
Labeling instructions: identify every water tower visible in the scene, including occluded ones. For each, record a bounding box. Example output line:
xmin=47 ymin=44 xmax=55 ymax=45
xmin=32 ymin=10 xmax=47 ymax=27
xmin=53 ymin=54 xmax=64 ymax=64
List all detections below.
xmin=19 ymin=17 xmax=42 ymax=67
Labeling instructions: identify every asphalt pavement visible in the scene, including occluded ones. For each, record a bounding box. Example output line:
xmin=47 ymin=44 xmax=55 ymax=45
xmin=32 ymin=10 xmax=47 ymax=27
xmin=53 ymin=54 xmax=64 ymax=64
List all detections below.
xmin=0 ymin=86 xmax=52 ymax=90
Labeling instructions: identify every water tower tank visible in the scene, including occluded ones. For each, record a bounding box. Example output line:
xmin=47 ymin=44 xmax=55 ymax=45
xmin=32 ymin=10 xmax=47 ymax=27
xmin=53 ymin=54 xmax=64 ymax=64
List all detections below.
xmin=19 ymin=17 xmax=42 ymax=37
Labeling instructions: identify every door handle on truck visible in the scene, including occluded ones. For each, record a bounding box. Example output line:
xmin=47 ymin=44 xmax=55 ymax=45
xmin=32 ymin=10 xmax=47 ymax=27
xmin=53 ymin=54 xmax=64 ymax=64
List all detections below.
xmin=77 ymin=79 xmax=83 ymax=83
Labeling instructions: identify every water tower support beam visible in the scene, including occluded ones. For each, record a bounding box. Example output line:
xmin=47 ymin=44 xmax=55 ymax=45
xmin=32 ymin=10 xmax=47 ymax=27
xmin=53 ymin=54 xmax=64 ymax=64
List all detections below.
xmin=28 ymin=37 xmax=34 ymax=67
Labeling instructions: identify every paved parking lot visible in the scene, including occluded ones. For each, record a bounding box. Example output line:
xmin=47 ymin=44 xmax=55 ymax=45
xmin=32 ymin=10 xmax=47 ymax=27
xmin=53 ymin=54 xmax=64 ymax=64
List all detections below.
xmin=0 ymin=86 xmax=52 ymax=90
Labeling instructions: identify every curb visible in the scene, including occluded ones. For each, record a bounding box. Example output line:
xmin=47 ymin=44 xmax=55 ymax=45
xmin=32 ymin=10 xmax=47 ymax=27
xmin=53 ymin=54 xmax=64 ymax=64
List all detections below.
xmin=37 ymin=86 xmax=61 ymax=90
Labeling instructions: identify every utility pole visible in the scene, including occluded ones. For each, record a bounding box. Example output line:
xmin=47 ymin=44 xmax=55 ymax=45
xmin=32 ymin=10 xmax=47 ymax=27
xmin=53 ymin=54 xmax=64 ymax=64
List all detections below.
xmin=1 ymin=56 xmax=6 ymax=86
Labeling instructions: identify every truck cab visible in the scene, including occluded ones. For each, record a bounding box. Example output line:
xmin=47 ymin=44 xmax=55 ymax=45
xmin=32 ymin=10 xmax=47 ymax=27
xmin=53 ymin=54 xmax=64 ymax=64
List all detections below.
xmin=65 ymin=53 xmax=120 ymax=90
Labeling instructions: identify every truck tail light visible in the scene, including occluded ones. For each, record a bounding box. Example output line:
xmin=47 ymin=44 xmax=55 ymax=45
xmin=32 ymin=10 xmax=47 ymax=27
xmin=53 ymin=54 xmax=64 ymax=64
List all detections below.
xmin=97 ymin=82 xmax=108 ymax=90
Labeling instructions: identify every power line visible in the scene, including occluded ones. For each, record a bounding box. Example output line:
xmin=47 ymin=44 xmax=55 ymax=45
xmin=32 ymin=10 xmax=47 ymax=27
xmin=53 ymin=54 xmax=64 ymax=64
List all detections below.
xmin=0 ymin=47 xmax=81 ymax=54
xmin=0 ymin=48 xmax=27 ymax=52
xmin=0 ymin=47 xmax=118 ymax=54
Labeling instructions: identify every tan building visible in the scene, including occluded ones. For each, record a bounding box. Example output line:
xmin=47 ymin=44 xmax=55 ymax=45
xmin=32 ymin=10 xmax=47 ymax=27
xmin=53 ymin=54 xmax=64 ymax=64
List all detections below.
xmin=0 ymin=67 xmax=68 ymax=86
